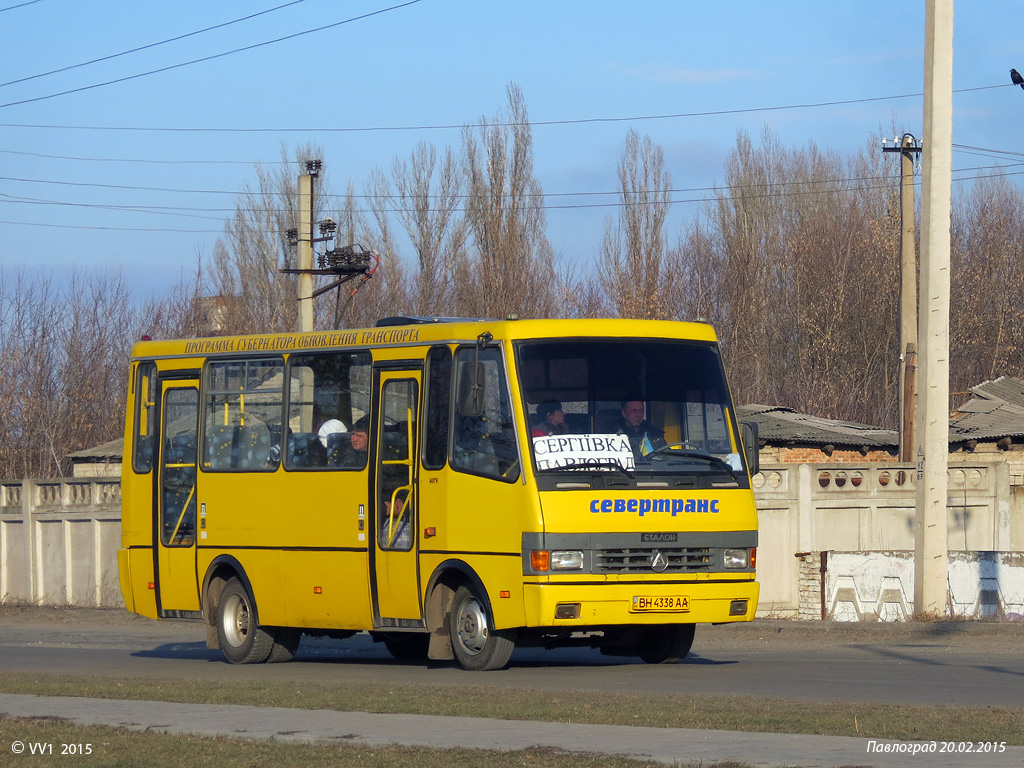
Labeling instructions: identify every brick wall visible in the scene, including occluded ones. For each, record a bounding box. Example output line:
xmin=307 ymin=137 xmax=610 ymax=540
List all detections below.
xmin=795 ymin=552 xmax=825 ymax=620
xmin=760 ymin=445 xmax=897 ymax=464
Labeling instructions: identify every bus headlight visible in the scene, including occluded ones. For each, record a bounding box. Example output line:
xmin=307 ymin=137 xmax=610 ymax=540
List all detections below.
xmin=549 ymin=550 xmax=585 ymax=570
xmin=723 ymin=548 xmax=749 ymax=569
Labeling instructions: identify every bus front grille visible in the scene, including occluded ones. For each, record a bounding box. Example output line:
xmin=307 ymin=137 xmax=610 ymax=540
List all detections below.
xmin=595 ymin=547 xmax=713 ymax=573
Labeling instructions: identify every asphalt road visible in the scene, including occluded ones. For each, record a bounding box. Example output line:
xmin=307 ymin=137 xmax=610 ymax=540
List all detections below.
xmin=2 ymin=607 xmax=1022 ymax=710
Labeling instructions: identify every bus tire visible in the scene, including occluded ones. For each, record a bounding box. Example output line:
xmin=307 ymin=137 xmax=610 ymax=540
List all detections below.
xmin=216 ymin=578 xmax=274 ymax=664
xmin=637 ymin=623 xmax=696 ymax=664
xmin=448 ymin=584 xmax=515 ymax=671
xmin=267 ymin=628 xmax=301 ymax=663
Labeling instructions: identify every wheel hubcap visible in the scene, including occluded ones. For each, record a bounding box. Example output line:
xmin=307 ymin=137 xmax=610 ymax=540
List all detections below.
xmin=455 ymin=596 xmax=488 ymax=655
xmin=222 ymin=593 xmax=249 ymax=648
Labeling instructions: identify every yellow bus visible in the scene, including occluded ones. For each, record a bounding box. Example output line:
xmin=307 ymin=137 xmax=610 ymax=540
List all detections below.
xmin=119 ymin=317 xmax=759 ymax=671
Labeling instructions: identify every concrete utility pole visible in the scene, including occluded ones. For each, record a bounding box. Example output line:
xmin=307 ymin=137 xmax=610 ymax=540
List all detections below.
xmin=883 ymin=134 xmax=922 ymax=461
xmin=915 ymin=0 xmax=953 ymax=617
xmin=297 ymin=161 xmax=320 ymax=333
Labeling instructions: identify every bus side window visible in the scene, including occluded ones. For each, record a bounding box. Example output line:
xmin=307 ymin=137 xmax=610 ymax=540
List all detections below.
xmin=422 ymin=345 xmax=452 ymax=470
xmin=284 ymin=351 xmax=371 ymax=471
xmin=450 ymin=346 xmax=519 ymax=482
xmin=132 ymin=361 xmax=158 ymax=473
xmin=203 ymin=358 xmax=283 ymax=472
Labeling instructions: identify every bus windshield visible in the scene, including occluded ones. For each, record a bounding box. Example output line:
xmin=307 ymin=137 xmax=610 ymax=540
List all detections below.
xmin=516 ymin=339 xmax=745 ymax=482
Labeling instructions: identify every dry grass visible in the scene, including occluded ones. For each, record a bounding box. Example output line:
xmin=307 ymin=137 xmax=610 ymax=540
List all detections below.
xmin=1 ymin=673 xmax=1021 ymax=744
xmin=0 ymin=718 xmax=680 ymax=768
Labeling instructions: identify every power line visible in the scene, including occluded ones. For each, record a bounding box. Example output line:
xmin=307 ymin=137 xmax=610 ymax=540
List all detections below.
xmin=0 ymin=192 xmax=229 ymax=219
xmin=0 ymin=0 xmax=424 ymax=110
xmin=0 ymin=148 xmax=288 ymax=165
xmin=0 ymin=0 xmax=42 ymax=12
xmin=953 ymin=142 xmax=1024 ymax=159
xmin=0 ymin=219 xmax=222 ymax=233
xmin=1 ymin=137 xmax=1019 ymax=173
xmin=4 ymin=138 xmax=1022 ymax=174
xmin=0 ymin=0 xmax=309 ymax=90
xmin=2 ymin=160 xmax=1019 ymax=202
xmin=5 ymin=162 xmax=1024 ymax=228
xmin=0 ymin=83 xmax=1009 ymax=132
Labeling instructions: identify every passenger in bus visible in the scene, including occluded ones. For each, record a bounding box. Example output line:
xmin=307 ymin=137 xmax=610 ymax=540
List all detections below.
xmin=615 ymin=399 xmax=666 ymax=457
xmin=336 ymin=416 xmax=369 ymax=468
xmin=531 ymin=399 xmax=569 ymax=436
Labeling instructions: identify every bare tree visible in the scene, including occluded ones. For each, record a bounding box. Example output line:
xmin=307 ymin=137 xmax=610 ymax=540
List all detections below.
xmin=333 ymin=181 xmax=406 ymax=329
xmin=0 ymin=268 xmax=139 ymax=478
xmin=557 ymin=255 xmax=610 ymax=318
xmin=460 ymin=83 xmax=557 ymax=318
xmin=951 ymin=173 xmax=1024 ymax=391
xmin=677 ymin=129 xmax=902 ymax=425
xmin=368 ymin=142 xmax=468 ymax=316
xmin=598 ymin=130 xmax=674 ymax=319
xmin=209 ymin=143 xmax=329 ymax=334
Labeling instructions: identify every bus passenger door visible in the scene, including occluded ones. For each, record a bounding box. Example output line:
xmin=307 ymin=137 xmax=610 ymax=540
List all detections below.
xmin=371 ymin=370 xmax=423 ymax=626
xmin=156 ymin=381 xmax=201 ymax=614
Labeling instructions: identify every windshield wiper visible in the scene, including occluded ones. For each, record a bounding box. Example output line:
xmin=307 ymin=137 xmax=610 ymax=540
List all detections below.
xmin=648 ymin=443 xmax=738 ymax=476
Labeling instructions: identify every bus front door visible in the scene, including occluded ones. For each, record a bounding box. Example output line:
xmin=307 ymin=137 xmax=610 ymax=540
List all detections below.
xmin=155 ymin=381 xmax=201 ymax=614
xmin=371 ymin=371 xmax=423 ymax=626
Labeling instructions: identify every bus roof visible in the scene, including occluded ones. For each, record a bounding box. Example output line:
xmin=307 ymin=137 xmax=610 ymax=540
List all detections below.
xmin=130 ymin=317 xmax=719 ymax=361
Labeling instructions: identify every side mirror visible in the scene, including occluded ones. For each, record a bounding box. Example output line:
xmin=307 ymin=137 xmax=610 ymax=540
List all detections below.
xmin=740 ymin=421 xmax=759 ymax=476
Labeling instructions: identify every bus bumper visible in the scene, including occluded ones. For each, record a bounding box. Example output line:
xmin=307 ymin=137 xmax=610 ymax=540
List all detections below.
xmin=522 ymin=579 xmax=759 ymax=627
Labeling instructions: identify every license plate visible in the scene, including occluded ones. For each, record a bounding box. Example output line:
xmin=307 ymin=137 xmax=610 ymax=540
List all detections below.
xmin=631 ymin=595 xmax=690 ymax=612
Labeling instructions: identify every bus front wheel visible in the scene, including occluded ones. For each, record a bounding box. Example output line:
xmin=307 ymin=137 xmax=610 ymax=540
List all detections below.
xmin=216 ymin=578 xmax=275 ymax=664
xmin=637 ymin=623 xmax=696 ymax=664
xmin=448 ymin=584 xmax=515 ymax=671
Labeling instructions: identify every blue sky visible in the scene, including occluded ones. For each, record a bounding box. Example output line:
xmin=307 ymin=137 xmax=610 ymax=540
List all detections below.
xmin=1 ymin=0 xmax=1021 ymax=299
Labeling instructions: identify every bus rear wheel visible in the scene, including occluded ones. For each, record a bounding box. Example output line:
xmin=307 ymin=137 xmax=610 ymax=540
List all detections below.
xmin=448 ymin=584 xmax=515 ymax=671
xmin=637 ymin=623 xmax=696 ymax=664
xmin=217 ymin=578 xmax=275 ymax=664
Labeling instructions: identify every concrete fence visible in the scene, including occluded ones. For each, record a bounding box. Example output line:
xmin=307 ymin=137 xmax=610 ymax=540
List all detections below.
xmin=794 ymin=550 xmax=1024 ymax=620
xmin=755 ymin=461 xmax=1024 ymax=617
xmin=0 ymin=478 xmax=123 ymax=607
xmin=2 ymin=464 xmax=1023 ymax=618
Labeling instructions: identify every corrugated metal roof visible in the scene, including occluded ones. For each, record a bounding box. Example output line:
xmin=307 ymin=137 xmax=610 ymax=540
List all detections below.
xmin=66 ymin=438 xmax=123 ymax=461
xmin=950 ymin=377 xmax=1024 ymax=441
xmin=736 ymin=405 xmax=897 ymax=447
xmin=970 ymin=376 xmax=1024 ymax=408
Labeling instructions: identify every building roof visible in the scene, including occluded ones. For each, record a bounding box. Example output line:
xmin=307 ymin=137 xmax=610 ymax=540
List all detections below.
xmin=736 ymin=404 xmax=898 ymax=449
xmin=949 ymin=376 xmax=1024 ymax=442
xmin=66 ymin=438 xmax=124 ymax=461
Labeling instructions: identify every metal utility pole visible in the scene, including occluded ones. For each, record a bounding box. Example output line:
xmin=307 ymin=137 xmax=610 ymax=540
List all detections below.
xmin=297 ymin=160 xmax=321 ymax=333
xmin=883 ymin=134 xmax=922 ymax=461
xmin=915 ymin=0 xmax=953 ymax=617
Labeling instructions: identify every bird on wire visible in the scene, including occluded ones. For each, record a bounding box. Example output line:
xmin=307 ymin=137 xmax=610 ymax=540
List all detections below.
xmin=1011 ymin=68 xmax=1024 ymax=90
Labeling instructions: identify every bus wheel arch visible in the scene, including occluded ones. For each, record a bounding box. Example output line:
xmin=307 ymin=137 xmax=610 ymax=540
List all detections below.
xmin=449 ymin=583 xmax=515 ymax=671
xmin=201 ymin=557 xmax=298 ymax=664
xmin=423 ymin=562 xmax=474 ymax=661
xmin=202 ymin=556 xmax=254 ymax=651
xmin=216 ymin=576 xmax=275 ymax=664
xmin=424 ymin=560 xmax=515 ymax=671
